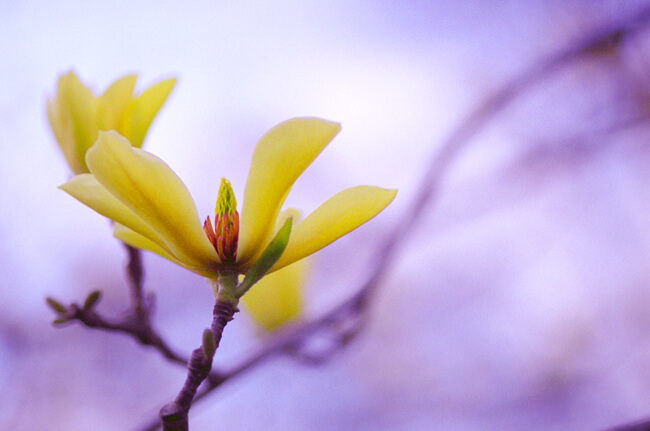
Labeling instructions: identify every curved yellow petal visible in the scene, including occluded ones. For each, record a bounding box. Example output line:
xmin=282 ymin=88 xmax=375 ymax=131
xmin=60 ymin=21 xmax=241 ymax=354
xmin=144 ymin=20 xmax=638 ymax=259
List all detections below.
xmin=47 ymin=95 xmax=84 ymax=174
xmin=122 ymin=77 xmax=177 ymax=147
xmin=59 ymin=71 xmax=98 ymax=170
xmin=113 ymin=223 xmax=181 ymax=263
xmin=238 ymin=118 xmax=341 ymax=265
xmin=97 ymin=74 xmax=137 ymax=131
xmin=241 ymin=258 xmax=307 ymax=332
xmin=85 ymin=131 xmax=219 ymax=270
xmin=269 ymin=186 xmax=397 ymax=272
xmin=59 ymin=174 xmax=168 ymax=250
xmin=113 ymin=224 xmax=216 ymax=279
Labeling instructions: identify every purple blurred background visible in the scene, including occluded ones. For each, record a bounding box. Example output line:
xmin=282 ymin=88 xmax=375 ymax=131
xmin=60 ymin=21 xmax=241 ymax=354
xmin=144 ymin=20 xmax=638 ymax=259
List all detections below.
xmin=2 ymin=1 xmax=650 ymax=430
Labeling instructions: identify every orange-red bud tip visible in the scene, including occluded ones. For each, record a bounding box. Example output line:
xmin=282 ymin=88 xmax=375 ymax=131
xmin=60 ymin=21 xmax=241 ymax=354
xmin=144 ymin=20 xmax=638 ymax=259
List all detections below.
xmin=204 ymin=211 xmax=239 ymax=264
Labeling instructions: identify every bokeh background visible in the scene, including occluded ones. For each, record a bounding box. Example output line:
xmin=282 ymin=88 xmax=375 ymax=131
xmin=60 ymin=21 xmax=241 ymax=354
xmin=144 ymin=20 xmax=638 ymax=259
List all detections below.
xmin=3 ymin=1 xmax=650 ymax=430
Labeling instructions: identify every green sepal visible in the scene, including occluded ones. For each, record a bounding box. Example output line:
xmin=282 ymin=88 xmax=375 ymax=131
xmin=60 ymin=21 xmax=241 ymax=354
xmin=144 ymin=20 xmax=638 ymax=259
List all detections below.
xmin=235 ymin=217 xmax=292 ymax=298
xmin=83 ymin=290 xmax=102 ymax=310
xmin=52 ymin=318 xmax=69 ymax=325
xmin=46 ymin=297 xmax=67 ymax=314
xmin=202 ymin=329 xmax=216 ymax=360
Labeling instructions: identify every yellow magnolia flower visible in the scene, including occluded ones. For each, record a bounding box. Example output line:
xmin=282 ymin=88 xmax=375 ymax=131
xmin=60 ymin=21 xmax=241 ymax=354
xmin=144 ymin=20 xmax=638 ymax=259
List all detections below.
xmin=47 ymin=71 xmax=176 ymax=174
xmin=59 ymin=118 xmax=396 ymax=283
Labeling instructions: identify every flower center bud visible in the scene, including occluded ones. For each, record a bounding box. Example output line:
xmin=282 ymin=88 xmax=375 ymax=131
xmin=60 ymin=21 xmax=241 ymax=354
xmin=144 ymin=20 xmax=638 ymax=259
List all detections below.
xmin=204 ymin=178 xmax=239 ymax=264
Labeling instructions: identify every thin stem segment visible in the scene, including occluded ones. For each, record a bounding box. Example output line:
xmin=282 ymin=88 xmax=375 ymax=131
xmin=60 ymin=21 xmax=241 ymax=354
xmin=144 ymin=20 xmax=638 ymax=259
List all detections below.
xmin=160 ymin=274 xmax=239 ymax=431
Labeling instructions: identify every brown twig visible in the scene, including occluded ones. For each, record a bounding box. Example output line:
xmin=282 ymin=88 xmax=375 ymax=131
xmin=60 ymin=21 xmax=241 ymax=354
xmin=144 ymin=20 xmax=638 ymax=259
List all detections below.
xmin=68 ymin=301 xmax=188 ymax=366
xmin=125 ymin=244 xmax=146 ymax=316
xmin=159 ymin=292 xmax=239 ymax=431
xmin=47 ymin=244 xmax=189 ymax=367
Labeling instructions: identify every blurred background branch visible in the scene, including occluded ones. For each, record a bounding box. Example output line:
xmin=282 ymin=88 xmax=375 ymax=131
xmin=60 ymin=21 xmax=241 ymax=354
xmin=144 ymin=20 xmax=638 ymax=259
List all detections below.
xmin=46 ymin=245 xmax=189 ymax=367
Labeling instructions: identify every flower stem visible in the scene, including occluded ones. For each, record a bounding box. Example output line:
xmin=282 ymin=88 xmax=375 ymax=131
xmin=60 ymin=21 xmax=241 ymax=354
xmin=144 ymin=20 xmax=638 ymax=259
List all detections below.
xmin=159 ymin=275 xmax=239 ymax=431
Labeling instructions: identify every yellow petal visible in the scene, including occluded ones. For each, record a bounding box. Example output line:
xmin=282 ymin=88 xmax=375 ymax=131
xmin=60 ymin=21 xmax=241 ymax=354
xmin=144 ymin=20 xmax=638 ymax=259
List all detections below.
xmin=238 ymin=118 xmax=341 ymax=265
xmin=113 ymin=223 xmax=180 ymax=262
xmin=85 ymin=131 xmax=219 ymax=270
xmin=121 ymin=77 xmax=177 ymax=147
xmin=114 ymin=224 xmax=217 ymax=278
xmin=97 ymin=74 xmax=137 ymax=132
xmin=241 ymin=258 xmax=307 ymax=332
xmin=269 ymin=186 xmax=397 ymax=272
xmin=58 ymin=71 xmax=98 ymax=171
xmin=59 ymin=174 xmax=168 ymax=250
xmin=47 ymin=95 xmax=84 ymax=174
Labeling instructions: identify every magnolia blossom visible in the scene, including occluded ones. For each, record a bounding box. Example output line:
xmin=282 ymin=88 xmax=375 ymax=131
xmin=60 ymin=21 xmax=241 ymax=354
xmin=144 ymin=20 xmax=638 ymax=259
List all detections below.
xmin=60 ymin=118 xmax=396 ymax=281
xmin=47 ymin=71 xmax=176 ymax=174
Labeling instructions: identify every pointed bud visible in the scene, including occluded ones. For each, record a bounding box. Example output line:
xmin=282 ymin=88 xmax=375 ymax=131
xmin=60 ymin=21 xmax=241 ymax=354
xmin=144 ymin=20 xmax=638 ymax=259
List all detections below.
xmin=204 ymin=178 xmax=239 ymax=264
xmin=83 ymin=290 xmax=102 ymax=310
xmin=202 ymin=329 xmax=216 ymax=360
xmin=46 ymin=297 xmax=67 ymax=315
